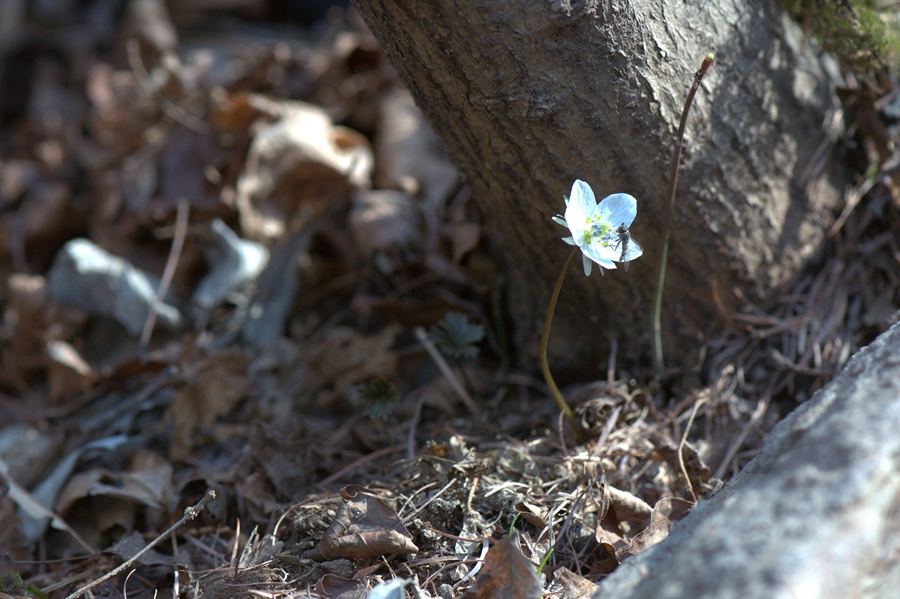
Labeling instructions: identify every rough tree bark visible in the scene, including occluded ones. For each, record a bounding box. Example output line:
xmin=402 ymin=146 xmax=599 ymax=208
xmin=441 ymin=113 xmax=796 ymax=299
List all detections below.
xmin=353 ymin=0 xmax=846 ymax=374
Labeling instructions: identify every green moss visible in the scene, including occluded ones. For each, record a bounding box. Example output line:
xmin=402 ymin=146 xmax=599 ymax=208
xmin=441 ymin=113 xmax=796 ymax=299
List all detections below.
xmin=780 ymin=0 xmax=895 ymax=72
xmin=1 ymin=573 xmax=47 ymax=599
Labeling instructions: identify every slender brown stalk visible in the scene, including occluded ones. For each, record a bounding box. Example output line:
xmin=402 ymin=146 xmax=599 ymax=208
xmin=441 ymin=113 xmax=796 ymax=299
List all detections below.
xmin=653 ymin=52 xmax=716 ymax=374
xmin=139 ymin=199 xmax=190 ymax=358
xmin=540 ymin=248 xmax=587 ymax=443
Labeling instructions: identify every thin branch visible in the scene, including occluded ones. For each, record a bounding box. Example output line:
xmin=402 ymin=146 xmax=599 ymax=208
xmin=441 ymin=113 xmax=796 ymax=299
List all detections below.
xmin=713 ymin=390 xmax=772 ymax=480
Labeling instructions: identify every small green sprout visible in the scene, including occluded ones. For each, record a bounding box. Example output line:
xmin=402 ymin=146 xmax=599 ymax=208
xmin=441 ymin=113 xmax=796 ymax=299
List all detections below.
xmin=429 ymin=312 xmax=485 ymax=360
xmin=509 ymin=512 xmax=521 ymax=537
xmin=536 ymin=547 xmax=554 ymax=579
xmin=355 ymin=378 xmax=400 ymax=421
xmin=354 ymin=378 xmax=400 ymax=444
xmin=2 ymin=573 xmax=48 ymax=599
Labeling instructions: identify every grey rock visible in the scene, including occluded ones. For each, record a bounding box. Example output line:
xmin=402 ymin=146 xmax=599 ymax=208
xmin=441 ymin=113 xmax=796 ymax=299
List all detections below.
xmin=46 ymin=238 xmax=182 ymax=335
xmin=192 ymin=219 xmax=269 ymax=321
xmin=0 ymin=424 xmax=61 ymax=489
xmin=241 ymin=229 xmax=312 ymax=347
xmin=594 ymin=321 xmax=900 ymax=599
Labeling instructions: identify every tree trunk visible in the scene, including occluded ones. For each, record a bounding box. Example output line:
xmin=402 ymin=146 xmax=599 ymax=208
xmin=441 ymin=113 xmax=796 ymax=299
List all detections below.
xmin=353 ymin=0 xmax=846 ymax=374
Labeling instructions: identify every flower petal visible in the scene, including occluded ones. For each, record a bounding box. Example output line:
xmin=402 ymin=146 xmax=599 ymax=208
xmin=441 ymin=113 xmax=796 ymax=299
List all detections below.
xmin=614 ymin=235 xmax=643 ymax=262
xmin=583 ymin=241 xmax=617 ymax=270
xmin=596 ymin=193 xmax=637 ymax=229
xmin=582 ymin=254 xmax=592 ymax=276
xmin=590 ymin=236 xmax=621 ymax=262
xmin=565 ymin=180 xmax=597 ymax=239
xmin=562 ymin=236 xmax=576 ymax=245
xmin=552 ymin=215 xmax=568 ymax=227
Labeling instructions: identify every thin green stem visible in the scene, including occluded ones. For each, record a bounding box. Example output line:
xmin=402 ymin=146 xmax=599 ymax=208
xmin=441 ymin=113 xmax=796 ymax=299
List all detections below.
xmin=456 ymin=361 xmax=477 ymax=399
xmin=653 ymin=52 xmax=716 ymax=375
xmin=540 ymin=247 xmax=586 ymax=443
xmin=491 ymin=279 xmax=510 ymax=380
xmin=508 ymin=513 xmax=521 ymax=537
xmin=537 ymin=547 xmax=555 ymax=579
xmin=377 ymin=416 xmax=393 ymax=446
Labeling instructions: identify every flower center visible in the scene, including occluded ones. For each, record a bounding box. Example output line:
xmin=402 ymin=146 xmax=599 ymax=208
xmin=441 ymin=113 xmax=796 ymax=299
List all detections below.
xmin=584 ymin=216 xmax=613 ymax=246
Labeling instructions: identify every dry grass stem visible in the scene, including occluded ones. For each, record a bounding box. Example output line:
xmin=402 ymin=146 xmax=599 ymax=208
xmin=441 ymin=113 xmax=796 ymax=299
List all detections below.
xmin=414 ymin=326 xmax=480 ymax=415
xmin=139 ymin=198 xmax=190 ymax=356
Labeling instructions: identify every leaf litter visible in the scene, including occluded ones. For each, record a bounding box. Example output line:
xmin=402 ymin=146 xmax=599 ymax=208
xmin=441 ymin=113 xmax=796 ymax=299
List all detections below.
xmin=0 ymin=3 xmax=898 ymax=599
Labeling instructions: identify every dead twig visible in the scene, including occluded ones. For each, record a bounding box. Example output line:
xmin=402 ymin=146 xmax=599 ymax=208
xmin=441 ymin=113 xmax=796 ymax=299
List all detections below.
xmin=466 ymin=476 xmax=479 ymax=513
xmin=451 ymin=537 xmax=489 ymax=589
xmin=402 ymin=479 xmax=457 ymax=523
xmin=828 ymin=176 xmax=876 ymax=238
xmin=714 ymin=387 xmax=773 ymax=480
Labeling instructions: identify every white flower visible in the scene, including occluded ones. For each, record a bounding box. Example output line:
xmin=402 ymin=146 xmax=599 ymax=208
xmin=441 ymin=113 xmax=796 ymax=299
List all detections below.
xmin=552 ymin=179 xmax=643 ymax=276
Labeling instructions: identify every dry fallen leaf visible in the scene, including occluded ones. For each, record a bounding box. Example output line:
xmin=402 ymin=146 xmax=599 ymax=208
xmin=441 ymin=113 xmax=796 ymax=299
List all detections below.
xmin=170 ymin=350 xmax=248 ymax=460
xmin=108 ymin=530 xmax=188 ymax=567
xmin=303 ymin=485 xmax=418 ymax=561
xmin=374 ymin=87 xmax=458 ymax=210
xmin=651 ymin=440 xmax=710 ymax=493
xmin=514 ymin=501 xmax=547 ymax=533
xmin=554 ymin=566 xmax=599 ymax=599
xmin=462 ymin=534 xmax=541 ymax=599
xmin=595 ymin=512 xmax=628 ymax=554
xmin=46 ymin=339 xmax=95 ymax=403
xmin=594 ymin=512 xmax=628 ymax=575
xmin=447 ymin=189 xmax=481 ymax=264
xmin=235 ymin=97 xmax=373 ymax=242
xmin=349 ymin=189 xmax=422 ymax=264
xmin=608 ymin=485 xmax=653 ymax=522
xmin=56 ymin=450 xmax=175 ymax=516
xmin=616 ymin=497 xmax=695 ymax=561
xmin=316 ymin=574 xmax=366 ymax=599
xmin=516 ymin=530 xmax=552 ymax=572
xmin=7 ymin=181 xmax=84 ymax=265
xmin=158 ymin=130 xmax=232 ymax=213
xmin=451 ymin=221 xmax=480 ymax=264
xmin=0 ymin=424 xmax=62 ymax=490
xmin=305 ymin=325 xmax=399 ymax=405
